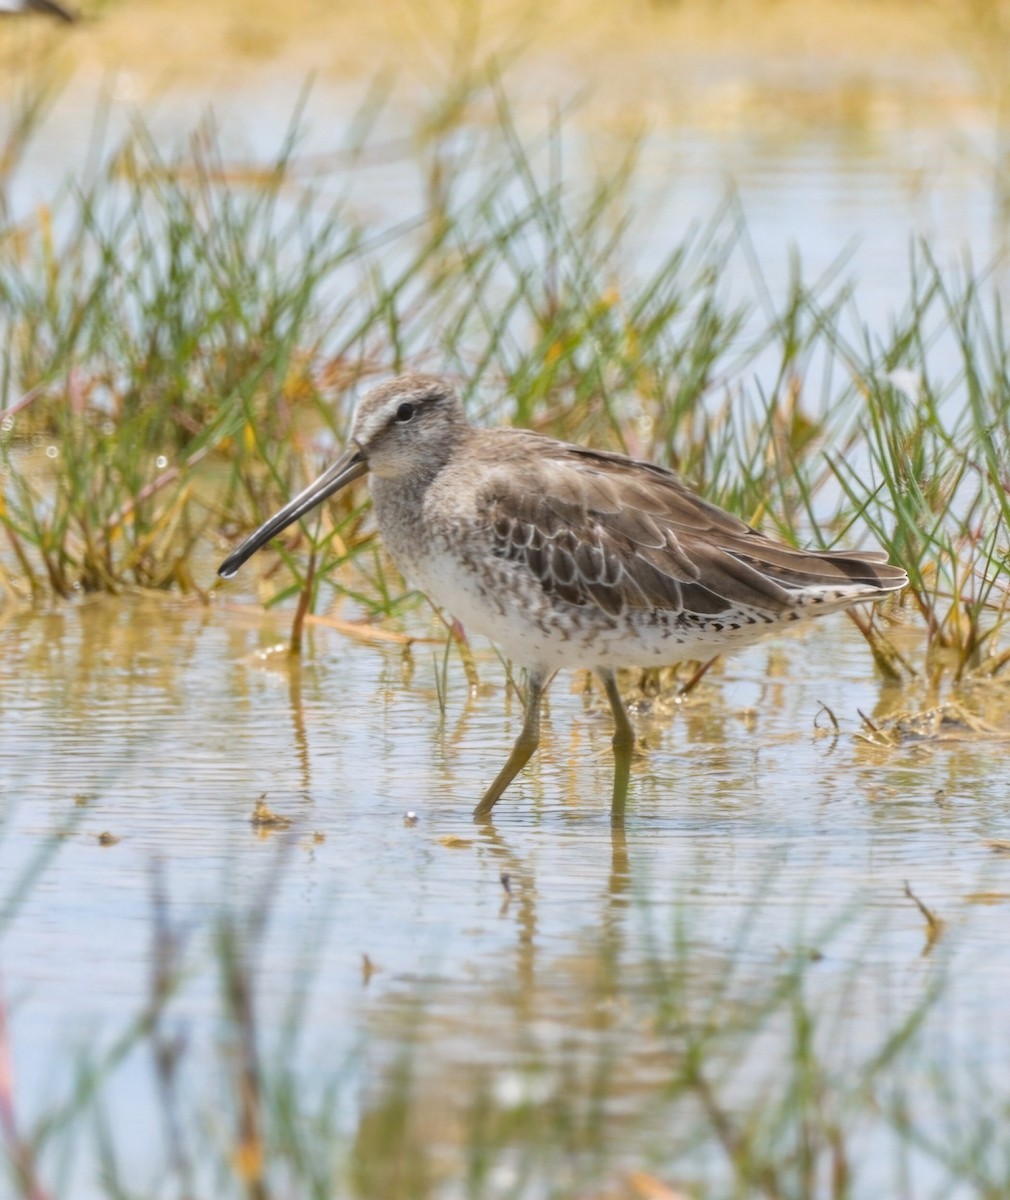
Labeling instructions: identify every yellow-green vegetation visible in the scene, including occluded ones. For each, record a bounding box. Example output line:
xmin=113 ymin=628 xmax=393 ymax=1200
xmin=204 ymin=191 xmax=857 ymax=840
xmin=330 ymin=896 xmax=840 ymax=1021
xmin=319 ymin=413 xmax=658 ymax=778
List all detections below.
xmin=1 ymin=78 xmax=1008 ymax=684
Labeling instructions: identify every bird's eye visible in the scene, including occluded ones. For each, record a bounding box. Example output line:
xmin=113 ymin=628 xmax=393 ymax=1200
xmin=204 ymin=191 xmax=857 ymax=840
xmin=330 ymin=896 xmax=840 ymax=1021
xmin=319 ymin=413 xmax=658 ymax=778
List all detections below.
xmin=395 ymin=402 xmax=415 ymax=423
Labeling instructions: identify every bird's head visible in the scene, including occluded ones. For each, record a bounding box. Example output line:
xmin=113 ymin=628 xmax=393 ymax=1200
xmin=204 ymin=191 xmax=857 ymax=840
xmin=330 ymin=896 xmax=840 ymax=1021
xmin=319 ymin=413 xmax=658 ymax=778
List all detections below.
xmin=217 ymin=373 xmax=466 ymax=579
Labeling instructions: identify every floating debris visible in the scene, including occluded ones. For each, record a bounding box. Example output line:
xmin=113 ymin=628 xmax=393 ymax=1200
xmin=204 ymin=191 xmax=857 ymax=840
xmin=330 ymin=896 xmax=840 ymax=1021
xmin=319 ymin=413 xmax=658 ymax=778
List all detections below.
xmin=858 ymin=702 xmax=1010 ymax=748
xmin=903 ymin=880 xmax=945 ymax=955
xmin=404 ymin=811 xmax=419 ymax=827
xmin=964 ymin=892 xmax=1010 ymax=905
xmin=813 ymin=700 xmax=840 ymax=735
xmin=250 ymin=795 xmax=292 ymax=830
xmin=438 ymin=834 xmax=472 ymax=849
xmin=97 ymin=831 xmax=119 ymax=846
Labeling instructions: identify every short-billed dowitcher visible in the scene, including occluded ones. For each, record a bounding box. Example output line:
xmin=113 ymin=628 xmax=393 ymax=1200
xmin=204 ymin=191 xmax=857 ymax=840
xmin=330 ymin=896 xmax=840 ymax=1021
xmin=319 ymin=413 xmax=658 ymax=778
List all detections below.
xmin=219 ymin=373 xmax=906 ymax=822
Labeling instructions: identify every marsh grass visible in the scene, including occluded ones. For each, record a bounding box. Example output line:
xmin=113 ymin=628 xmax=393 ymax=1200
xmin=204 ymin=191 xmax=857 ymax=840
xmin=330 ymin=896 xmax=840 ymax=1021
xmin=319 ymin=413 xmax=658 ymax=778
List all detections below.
xmin=0 ymin=73 xmax=1008 ymax=679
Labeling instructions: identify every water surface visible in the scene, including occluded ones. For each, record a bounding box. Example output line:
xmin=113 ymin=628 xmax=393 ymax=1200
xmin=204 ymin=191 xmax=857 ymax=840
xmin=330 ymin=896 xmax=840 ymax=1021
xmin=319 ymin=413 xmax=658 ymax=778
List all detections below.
xmin=2 ymin=593 xmax=1009 ymax=1193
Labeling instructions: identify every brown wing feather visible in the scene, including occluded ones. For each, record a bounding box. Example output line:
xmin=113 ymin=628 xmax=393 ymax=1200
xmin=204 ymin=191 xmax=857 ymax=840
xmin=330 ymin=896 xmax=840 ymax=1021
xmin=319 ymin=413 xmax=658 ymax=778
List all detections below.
xmin=482 ymin=433 xmax=905 ymax=617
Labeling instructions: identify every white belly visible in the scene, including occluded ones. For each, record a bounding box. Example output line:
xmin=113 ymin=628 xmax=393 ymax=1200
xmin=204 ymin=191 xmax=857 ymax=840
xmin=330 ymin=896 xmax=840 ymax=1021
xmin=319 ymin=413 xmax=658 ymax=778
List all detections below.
xmin=402 ymin=536 xmax=784 ymax=675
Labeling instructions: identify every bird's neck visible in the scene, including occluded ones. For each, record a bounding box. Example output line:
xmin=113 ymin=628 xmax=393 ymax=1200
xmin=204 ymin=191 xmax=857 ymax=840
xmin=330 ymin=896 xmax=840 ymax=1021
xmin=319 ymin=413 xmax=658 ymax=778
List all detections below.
xmin=368 ymin=438 xmax=454 ymax=520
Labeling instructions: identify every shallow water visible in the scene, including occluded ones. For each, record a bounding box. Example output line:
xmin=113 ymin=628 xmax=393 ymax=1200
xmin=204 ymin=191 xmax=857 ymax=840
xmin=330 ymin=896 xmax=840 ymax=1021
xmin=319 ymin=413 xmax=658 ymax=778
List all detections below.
xmin=2 ymin=592 xmax=1010 ymax=1193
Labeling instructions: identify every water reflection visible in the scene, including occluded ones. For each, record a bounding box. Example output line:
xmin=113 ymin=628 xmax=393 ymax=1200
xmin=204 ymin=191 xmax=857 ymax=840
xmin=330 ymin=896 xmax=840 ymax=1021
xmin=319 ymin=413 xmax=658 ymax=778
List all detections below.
xmin=2 ymin=594 xmax=1010 ymax=1191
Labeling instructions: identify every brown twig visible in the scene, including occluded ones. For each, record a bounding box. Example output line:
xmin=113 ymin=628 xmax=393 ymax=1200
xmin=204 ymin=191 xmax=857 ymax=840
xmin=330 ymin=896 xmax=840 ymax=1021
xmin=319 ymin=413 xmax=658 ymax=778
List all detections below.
xmin=677 ymin=655 xmax=719 ymax=697
xmin=289 ymin=544 xmax=317 ymax=655
xmin=903 ymin=881 xmax=945 ymax=955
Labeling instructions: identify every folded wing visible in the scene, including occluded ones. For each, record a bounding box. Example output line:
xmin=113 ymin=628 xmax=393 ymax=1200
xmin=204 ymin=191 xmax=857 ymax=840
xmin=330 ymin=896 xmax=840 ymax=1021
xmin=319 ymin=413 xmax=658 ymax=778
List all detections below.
xmin=483 ymin=435 xmax=906 ymax=620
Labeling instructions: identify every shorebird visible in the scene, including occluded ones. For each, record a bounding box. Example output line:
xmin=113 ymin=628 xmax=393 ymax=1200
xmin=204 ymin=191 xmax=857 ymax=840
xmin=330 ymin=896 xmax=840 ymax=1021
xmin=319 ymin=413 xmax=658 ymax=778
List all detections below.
xmin=220 ymin=373 xmax=906 ymax=822
xmin=0 ymin=0 xmax=75 ymax=20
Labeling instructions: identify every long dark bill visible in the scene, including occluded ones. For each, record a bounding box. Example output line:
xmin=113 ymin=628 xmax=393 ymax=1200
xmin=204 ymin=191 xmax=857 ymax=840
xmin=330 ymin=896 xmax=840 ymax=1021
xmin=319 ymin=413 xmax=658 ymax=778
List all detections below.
xmin=218 ymin=447 xmax=368 ymax=578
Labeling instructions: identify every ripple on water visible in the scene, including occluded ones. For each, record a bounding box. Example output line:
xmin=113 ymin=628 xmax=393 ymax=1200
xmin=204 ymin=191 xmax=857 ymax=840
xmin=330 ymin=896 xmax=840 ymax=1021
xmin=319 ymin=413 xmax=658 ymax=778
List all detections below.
xmin=2 ymin=594 xmax=1010 ymax=1191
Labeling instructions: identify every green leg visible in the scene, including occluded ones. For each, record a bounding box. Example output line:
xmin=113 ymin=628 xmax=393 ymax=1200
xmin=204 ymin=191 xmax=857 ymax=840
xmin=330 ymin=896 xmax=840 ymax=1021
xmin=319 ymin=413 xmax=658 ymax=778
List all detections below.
xmin=599 ymin=669 xmax=634 ymax=827
xmin=473 ymin=673 xmax=546 ymax=820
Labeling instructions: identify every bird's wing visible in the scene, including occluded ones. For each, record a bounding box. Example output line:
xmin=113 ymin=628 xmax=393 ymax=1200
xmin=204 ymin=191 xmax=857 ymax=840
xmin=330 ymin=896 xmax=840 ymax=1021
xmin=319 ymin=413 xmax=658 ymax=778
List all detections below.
xmin=480 ymin=434 xmax=904 ymax=618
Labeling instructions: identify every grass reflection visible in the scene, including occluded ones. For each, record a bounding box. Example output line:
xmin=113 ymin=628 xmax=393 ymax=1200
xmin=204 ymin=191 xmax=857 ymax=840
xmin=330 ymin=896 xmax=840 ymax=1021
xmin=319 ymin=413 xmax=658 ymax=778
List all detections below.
xmin=4 ymin=840 xmax=1004 ymax=1199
